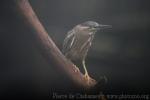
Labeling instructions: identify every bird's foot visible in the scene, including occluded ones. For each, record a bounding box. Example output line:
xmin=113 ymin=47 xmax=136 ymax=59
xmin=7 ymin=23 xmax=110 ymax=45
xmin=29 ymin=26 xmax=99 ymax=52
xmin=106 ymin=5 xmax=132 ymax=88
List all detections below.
xmin=84 ymin=73 xmax=90 ymax=83
xmin=83 ymin=73 xmax=96 ymax=86
xmin=73 ymin=64 xmax=80 ymax=73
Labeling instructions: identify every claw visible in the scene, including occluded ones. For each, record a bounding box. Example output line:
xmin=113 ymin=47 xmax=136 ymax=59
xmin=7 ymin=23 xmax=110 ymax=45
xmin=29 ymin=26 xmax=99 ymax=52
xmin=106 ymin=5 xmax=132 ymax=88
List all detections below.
xmin=82 ymin=60 xmax=91 ymax=85
xmin=74 ymin=65 xmax=79 ymax=73
xmin=83 ymin=73 xmax=91 ymax=85
xmin=83 ymin=73 xmax=97 ymax=87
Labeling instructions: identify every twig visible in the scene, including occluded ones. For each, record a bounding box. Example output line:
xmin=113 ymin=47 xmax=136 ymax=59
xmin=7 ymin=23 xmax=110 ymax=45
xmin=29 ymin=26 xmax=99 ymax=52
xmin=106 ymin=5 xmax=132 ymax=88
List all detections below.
xmin=14 ymin=0 xmax=97 ymax=88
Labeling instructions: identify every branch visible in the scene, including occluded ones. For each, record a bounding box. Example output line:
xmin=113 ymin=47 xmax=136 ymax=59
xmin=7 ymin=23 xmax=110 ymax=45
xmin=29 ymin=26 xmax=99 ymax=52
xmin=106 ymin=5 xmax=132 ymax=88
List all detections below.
xmin=15 ymin=0 xmax=97 ymax=88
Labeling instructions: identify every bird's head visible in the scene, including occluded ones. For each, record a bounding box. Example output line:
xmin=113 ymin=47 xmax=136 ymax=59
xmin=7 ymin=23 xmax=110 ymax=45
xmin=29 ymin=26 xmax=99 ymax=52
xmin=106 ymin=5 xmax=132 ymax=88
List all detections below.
xmin=76 ymin=21 xmax=111 ymax=33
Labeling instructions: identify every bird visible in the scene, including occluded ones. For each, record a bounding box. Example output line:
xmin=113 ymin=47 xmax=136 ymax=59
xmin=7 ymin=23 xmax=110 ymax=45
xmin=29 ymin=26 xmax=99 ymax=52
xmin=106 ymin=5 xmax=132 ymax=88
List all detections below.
xmin=62 ymin=21 xmax=111 ymax=83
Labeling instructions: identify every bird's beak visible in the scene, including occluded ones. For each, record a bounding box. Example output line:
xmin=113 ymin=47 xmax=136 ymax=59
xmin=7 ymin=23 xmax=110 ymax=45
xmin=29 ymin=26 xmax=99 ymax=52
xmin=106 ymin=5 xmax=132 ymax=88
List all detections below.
xmin=96 ymin=24 xmax=112 ymax=30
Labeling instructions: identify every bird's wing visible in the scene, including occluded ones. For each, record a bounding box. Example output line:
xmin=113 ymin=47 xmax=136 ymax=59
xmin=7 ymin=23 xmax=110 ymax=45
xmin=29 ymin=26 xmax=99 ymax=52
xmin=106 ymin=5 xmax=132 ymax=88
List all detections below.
xmin=62 ymin=29 xmax=76 ymax=55
xmin=79 ymin=34 xmax=95 ymax=58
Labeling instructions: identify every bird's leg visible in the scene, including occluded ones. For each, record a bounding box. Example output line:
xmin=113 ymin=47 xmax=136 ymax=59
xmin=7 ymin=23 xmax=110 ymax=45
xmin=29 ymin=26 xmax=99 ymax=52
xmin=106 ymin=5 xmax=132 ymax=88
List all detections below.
xmin=82 ymin=60 xmax=90 ymax=83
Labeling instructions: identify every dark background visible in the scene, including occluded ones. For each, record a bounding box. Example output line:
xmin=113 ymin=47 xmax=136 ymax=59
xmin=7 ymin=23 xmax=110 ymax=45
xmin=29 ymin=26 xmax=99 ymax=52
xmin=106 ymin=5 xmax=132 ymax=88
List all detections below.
xmin=0 ymin=0 xmax=150 ymax=99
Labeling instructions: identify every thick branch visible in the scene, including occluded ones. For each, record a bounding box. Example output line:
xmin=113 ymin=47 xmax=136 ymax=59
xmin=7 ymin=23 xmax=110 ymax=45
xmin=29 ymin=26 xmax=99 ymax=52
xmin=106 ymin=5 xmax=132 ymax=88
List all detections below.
xmin=15 ymin=0 xmax=97 ymax=88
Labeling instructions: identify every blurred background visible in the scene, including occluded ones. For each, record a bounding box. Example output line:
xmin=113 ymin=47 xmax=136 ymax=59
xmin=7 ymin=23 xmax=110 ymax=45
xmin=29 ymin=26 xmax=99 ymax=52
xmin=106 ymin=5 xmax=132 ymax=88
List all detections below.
xmin=0 ymin=0 xmax=150 ymax=99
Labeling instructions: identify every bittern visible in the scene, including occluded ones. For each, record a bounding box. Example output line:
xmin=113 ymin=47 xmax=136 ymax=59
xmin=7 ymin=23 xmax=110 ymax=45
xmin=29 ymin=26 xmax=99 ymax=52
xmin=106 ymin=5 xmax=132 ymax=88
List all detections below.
xmin=62 ymin=21 xmax=111 ymax=82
